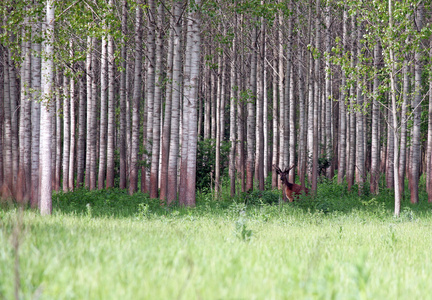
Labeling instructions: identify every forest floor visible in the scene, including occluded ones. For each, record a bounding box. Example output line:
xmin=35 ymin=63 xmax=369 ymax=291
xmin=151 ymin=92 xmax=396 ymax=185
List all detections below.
xmin=1 ymin=181 xmax=432 ymax=299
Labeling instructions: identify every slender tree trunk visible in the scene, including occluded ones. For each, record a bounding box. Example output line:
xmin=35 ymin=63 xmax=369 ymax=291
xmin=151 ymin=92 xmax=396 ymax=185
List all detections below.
xmin=246 ymin=22 xmax=258 ymax=192
xmin=119 ymin=0 xmax=128 ymax=190
xmin=144 ymin=0 xmax=156 ymax=193
xmin=76 ymin=72 xmax=86 ymax=188
xmin=106 ymin=9 xmax=115 ymax=189
xmin=166 ymin=0 xmax=183 ymax=205
xmin=179 ymin=3 xmax=201 ymax=206
xmin=16 ymin=28 xmax=32 ymax=203
xmin=389 ymin=0 xmax=401 ymax=216
xmin=129 ymin=4 xmax=143 ymax=195
xmin=427 ymin=43 xmax=432 ymax=202
xmin=63 ymin=74 xmax=70 ymax=191
xmin=271 ymin=21 xmax=279 ymax=188
xmin=160 ymin=7 xmax=175 ymax=201
xmin=2 ymin=49 xmax=13 ymax=199
xmin=98 ymin=34 xmax=108 ymax=190
xmin=215 ymin=52 xmax=223 ymax=195
xmin=68 ymin=74 xmax=75 ymax=190
xmin=31 ymin=22 xmax=41 ymax=207
xmin=40 ymin=0 xmax=54 ymax=215
xmin=370 ymin=43 xmax=380 ymax=194
xmin=356 ymin=25 xmax=365 ymax=195
xmin=89 ymin=37 xmax=98 ymax=190
xmin=229 ymin=15 xmax=237 ymax=197
xmin=410 ymin=4 xmax=423 ymax=204
xmin=85 ymin=36 xmax=92 ymax=189
xmin=338 ymin=9 xmax=348 ymax=185
xmin=311 ymin=0 xmax=320 ymax=193
xmin=255 ymin=18 xmax=265 ymax=191
xmin=399 ymin=58 xmax=409 ymax=199
xmin=324 ymin=3 xmax=333 ymax=179
xmin=150 ymin=2 xmax=165 ymax=199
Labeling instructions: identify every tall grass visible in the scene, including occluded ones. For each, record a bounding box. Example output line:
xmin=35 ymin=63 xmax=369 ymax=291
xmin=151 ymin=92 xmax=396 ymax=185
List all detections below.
xmin=1 ymin=180 xmax=432 ymax=299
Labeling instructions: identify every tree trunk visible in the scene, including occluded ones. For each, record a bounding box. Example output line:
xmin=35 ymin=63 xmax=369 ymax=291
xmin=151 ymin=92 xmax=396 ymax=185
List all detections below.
xmin=144 ymin=0 xmax=156 ymax=193
xmin=16 ymin=27 xmax=32 ymax=203
xmin=76 ymin=72 xmax=86 ymax=188
xmin=150 ymin=2 xmax=165 ymax=199
xmin=31 ymin=21 xmax=41 ymax=207
xmin=98 ymin=34 xmax=108 ymax=190
xmin=246 ymin=22 xmax=258 ymax=192
xmin=370 ymin=43 xmax=380 ymax=194
xmin=166 ymin=0 xmax=183 ymax=205
xmin=106 ymin=8 xmax=115 ymax=189
xmin=40 ymin=0 xmax=55 ymax=215
xmin=68 ymin=73 xmax=76 ymax=190
xmin=229 ymin=15 xmax=237 ymax=197
xmin=63 ymin=74 xmax=70 ymax=191
xmin=179 ymin=3 xmax=201 ymax=206
xmin=129 ymin=3 xmax=143 ymax=195
xmin=410 ymin=4 xmax=423 ymax=204
xmin=119 ymin=0 xmax=128 ymax=190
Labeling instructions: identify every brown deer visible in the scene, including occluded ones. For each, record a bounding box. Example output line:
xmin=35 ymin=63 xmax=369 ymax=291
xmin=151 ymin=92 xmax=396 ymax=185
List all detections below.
xmin=273 ymin=165 xmax=309 ymax=202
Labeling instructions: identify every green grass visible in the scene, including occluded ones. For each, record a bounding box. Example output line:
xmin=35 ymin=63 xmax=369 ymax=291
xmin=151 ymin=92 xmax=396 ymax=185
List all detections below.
xmin=1 ymin=183 xmax=432 ymax=299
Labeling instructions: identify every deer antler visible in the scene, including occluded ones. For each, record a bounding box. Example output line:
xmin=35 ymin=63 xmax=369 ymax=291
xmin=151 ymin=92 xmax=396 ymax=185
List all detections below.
xmin=273 ymin=164 xmax=282 ymax=174
xmin=284 ymin=165 xmax=295 ymax=173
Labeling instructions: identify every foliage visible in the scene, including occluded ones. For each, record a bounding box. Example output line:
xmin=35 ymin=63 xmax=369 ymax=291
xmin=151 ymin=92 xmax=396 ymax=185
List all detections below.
xmin=196 ymin=138 xmax=230 ymax=190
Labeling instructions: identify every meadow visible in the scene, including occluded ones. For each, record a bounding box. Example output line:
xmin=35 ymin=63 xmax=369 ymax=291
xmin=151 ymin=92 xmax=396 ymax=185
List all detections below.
xmin=1 ymin=182 xmax=432 ymax=300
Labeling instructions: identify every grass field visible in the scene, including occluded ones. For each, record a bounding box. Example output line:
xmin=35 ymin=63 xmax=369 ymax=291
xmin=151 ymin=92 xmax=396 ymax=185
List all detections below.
xmin=1 ymin=184 xmax=432 ymax=299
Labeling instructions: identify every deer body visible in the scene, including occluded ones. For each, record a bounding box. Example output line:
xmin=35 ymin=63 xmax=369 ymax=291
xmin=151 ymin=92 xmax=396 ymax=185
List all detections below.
xmin=273 ymin=165 xmax=309 ymax=202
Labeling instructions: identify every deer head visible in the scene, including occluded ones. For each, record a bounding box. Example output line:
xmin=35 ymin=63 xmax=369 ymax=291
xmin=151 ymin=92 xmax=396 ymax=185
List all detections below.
xmin=273 ymin=165 xmax=295 ymax=185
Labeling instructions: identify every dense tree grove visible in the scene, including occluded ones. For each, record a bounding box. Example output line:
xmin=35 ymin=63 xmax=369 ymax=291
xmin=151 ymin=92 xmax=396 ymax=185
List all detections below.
xmin=1 ymin=0 xmax=432 ymax=216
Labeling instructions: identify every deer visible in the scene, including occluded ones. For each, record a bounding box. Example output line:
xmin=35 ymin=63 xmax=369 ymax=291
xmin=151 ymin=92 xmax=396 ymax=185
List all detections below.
xmin=273 ymin=165 xmax=309 ymax=202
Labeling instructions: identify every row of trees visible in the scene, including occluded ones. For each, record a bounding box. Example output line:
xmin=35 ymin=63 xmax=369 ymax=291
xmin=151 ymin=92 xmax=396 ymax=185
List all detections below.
xmin=1 ymin=0 xmax=432 ymax=216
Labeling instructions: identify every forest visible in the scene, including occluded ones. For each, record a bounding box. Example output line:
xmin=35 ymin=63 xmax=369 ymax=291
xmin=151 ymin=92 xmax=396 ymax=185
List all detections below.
xmin=1 ymin=0 xmax=432 ymax=215
xmin=3 ymin=1 xmax=432 ymax=298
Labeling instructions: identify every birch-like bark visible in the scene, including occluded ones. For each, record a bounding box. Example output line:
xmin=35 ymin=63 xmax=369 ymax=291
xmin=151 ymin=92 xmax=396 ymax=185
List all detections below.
xmin=311 ymin=0 xmax=320 ymax=193
xmin=129 ymin=4 xmax=143 ymax=195
xmin=55 ymin=72 xmax=62 ymax=191
xmin=410 ymin=4 xmax=423 ymax=204
xmin=324 ymin=2 xmax=332 ymax=178
xmin=246 ymin=21 xmax=258 ymax=192
xmin=98 ymin=34 xmax=108 ymax=190
xmin=62 ymin=74 xmax=70 ymax=191
xmin=31 ymin=21 xmax=41 ymax=207
xmin=68 ymin=74 xmax=75 ymax=190
xmin=255 ymin=18 xmax=265 ymax=191
xmin=271 ymin=21 xmax=279 ymax=188
xmin=85 ymin=36 xmax=92 ymax=189
xmin=356 ymin=24 xmax=365 ymax=195
xmin=106 ymin=8 xmax=115 ymax=189
xmin=150 ymin=2 xmax=165 ymax=199
xmin=338 ymin=8 xmax=348 ymax=184
xmin=76 ymin=72 xmax=86 ymax=187
xmin=119 ymin=0 xmax=128 ymax=190
xmin=40 ymin=0 xmax=54 ymax=215
xmin=389 ymin=0 xmax=401 ymax=217
xmin=89 ymin=37 xmax=98 ymax=190
xmin=229 ymin=14 xmax=237 ymax=197
xmin=16 ymin=24 xmax=32 ymax=203
xmin=427 ymin=43 xmax=432 ymax=202
xmin=215 ymin=52 xmax=223 ymax=195
xmin=399 ymin=58 xmax=409 ymax=199
xmin=144 ymin=0 xmax=156 ymax=193
xmin=370 ymin=43 xmax=380 ymax=194
xmin=160 ymin=7 xmax=175 ymax=201
xmin=2 ymin=49 xmax=13 ymax=198
xmin=166 ymin=0 xmax=183 ymax=204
